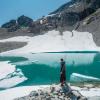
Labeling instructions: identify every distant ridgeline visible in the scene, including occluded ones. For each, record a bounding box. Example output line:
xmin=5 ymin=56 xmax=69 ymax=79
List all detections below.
xmin=1 ymin=0 xmax=100 ymax=35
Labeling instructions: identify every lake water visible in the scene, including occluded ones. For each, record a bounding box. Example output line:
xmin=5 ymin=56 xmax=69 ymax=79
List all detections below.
xmin=0 ymin=52 xmax=100 ymax=90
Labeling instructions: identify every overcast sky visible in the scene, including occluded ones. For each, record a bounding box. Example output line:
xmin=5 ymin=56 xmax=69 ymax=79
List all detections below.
xmin=0 ymin=0 xmax=70 ymax=25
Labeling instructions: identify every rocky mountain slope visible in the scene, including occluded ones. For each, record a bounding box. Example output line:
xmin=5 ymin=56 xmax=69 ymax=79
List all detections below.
xmin=0 ymin=0 xmax=100 ymax=48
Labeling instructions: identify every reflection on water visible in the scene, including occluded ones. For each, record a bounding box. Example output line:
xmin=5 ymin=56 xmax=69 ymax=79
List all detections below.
xmin=0 ymin=52 xmax=100 ymax=87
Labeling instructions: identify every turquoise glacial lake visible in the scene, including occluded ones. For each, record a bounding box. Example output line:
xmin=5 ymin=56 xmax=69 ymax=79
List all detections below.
xmin=0 ymin=52 xmax=100 ymax=89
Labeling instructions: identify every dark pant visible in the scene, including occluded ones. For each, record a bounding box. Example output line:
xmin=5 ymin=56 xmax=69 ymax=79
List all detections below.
xmin=60 ymin=72 xmax=66 ymax=84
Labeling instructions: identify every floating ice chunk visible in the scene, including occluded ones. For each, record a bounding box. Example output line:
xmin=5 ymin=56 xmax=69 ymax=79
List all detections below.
xmin=70 ymin=73 xmax=100 ymax=82
xmin=0 ymin=76 xmax=27 ymax=89
xmin=0 ymin=61 xmax=15 ymax=80
xmin=0 ymin=68 xmax=27 ymax=89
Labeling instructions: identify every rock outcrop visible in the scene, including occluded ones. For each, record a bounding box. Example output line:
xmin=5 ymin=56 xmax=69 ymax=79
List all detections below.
xmin=17 ymin=15 xmax=33 ymax=27
xmin=14 ymin=84 xmax=87 ymax=100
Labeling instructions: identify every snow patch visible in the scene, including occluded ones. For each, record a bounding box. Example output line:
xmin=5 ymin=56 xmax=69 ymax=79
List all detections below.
xmin=0 ymin=30 xmax=100 ymax=56
xmin=0 ymin=36 xmax=30 ymax=42
xmin=71 ymin=86 xmax=100 ymax=97
xmin=0 ymin=85 xmax=49 ymax=100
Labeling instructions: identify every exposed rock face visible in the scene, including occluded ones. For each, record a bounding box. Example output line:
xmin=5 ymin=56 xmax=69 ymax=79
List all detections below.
xmin=1 ymin=0 xmax=100 ymax=45
xmin=17 ymin=15 xmax=33 ymax=27
xmin=1 ymin=20 xmax=19 ymax=32
xmin=52 ymin=0 xmax=100 ymax=14
xmin=2 ymin=20 xmax=16 ymax=28
xmin=0 ymin=42 xmax=27 ymax=53
xmin=47 ymin=0 xmax=100 ymax=32
xmin=1 ymin=15 xmax=33 ymax=32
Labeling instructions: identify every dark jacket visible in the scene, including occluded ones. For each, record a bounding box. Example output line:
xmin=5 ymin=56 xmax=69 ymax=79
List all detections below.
xmin=60 ymin=61 xmax=66 ymax=83
xmin=60 ymin=61 xmax=66 ymax=73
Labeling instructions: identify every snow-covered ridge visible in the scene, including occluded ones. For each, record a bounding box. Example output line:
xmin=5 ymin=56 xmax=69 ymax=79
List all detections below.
xmin=0 ymin=30 xmax=100 ymax=55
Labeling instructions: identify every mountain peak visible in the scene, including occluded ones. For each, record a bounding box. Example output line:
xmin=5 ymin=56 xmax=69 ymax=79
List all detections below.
xmin=1 ymin=0 xmax=100 ymax=44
